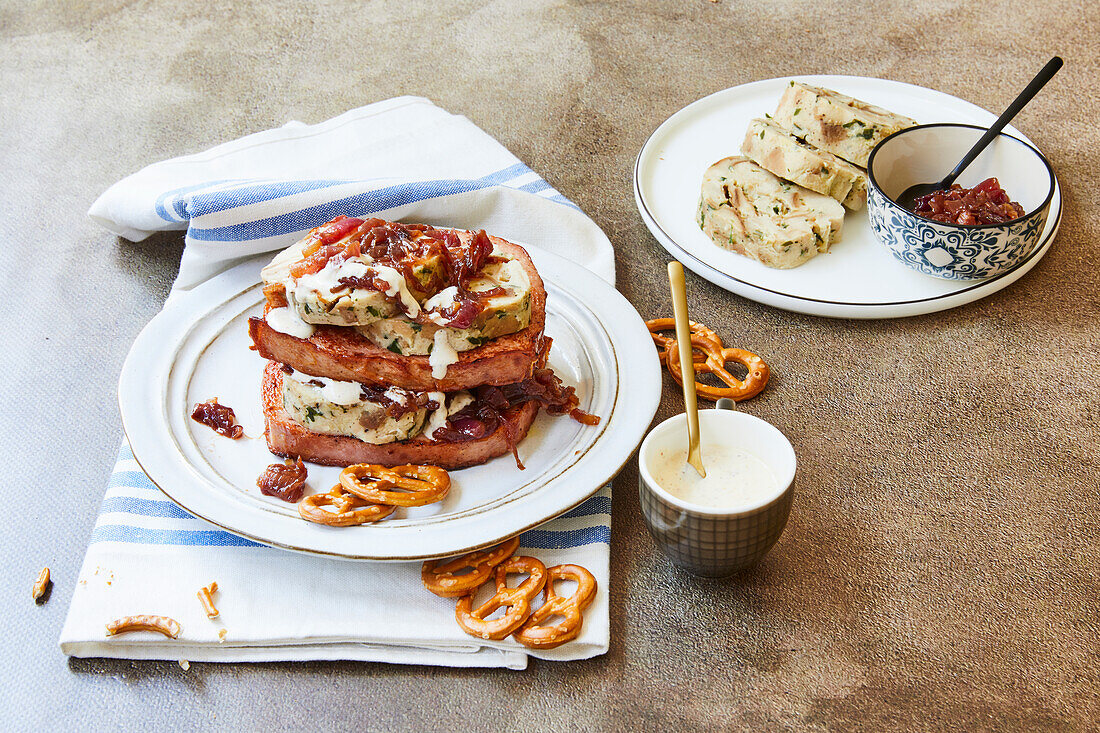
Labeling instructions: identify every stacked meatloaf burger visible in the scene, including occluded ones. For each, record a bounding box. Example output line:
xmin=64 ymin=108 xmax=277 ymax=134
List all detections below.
xmin=249 ymin=216 xmax=597 ymax=470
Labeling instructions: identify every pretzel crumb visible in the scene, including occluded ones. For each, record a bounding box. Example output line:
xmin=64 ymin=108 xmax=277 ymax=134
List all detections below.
xmin=105 ymin=614 xmax=182 ymax=638
xmin=197 ymin=582 xmax=220 ymax=619
xmin=32 ymin=567 xmax=51 ymax=603
xmin=178 ymin=659 xmax=190 ymax=671
xmin=218 ymin=628 xmax=227 ymax=642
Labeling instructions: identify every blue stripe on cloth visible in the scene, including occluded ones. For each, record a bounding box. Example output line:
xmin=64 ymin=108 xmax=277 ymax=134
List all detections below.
xmin=184 ymin=163 xmax=565 ymax=242
xmin=517 ymin=179 xmax=553 ymax=194
xmin=519 ymin=525 xmax=611 ymax=549
xmin=476 ymin=162 xmax=531 ymax=184
xmin=185 ymin=179 xmax=360 ymax=218
xmin=154 ymin=179 xmax=240 ymax=223
xmin=107 ymin=470 xmax=158 ymax=491
xmin=557 ymin=495 xmax=611 ymax=520
xmin=187 ymin=178 xmax=517 ymax=241
xmin=100 ymin=496 xmax=194 ymax=519
xmin=549 ymin=193 xmax=581 ymax=211
xmin=91 ymin=524 xmax=266 ymax=547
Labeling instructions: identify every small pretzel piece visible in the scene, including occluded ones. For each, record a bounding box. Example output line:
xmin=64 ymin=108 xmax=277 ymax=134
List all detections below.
xmin=197 ymin=582 xmax=219 ymax=619
xmin=340 ymin=464 xmax=450 ymax=507
xmin=422 ymin=537 xmax=520 ymax=598
xmin=299 ymin=486 xmax=396 ymax=527
xmin=105 ymin=614 xmax=182 ymax=639
xmin=514 ymin=564 xmax=598 ymax=650
xmin=455 ymin=556 xmax=547 ymax=640
xmin=32 ymin=567 xmax=50 ymax=603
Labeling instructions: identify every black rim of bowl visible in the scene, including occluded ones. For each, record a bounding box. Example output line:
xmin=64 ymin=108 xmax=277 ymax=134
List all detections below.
xmin=866 ymin=122 xmax=1056 ymax=231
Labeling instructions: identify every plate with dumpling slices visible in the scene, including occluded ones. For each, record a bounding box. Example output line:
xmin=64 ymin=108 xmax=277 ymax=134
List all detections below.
xmin=634 ymin=75 xmax=1062 ymax=319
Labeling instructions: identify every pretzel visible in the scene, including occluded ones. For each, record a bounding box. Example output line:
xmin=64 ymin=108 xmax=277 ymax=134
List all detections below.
xmin=197 ymin=582 xmax=219 ymax=619
xmin=646 ymin=318 xmax=723 ymax=353
xmin=646 ymin=317 xmax=770 ymax=402
xmin=339 ymin=464 xmax=451 ymax=507
xmin=514 ymin=564 xmax=598 ymax=650
xmin=421 ymin=536 xmax=520 ymax=598
xmin=298 ymin=486 xmax=396 ymax=526
xmin=105 ymin=614 xmax=182 ymax=638
xmin=455 ymin=556 xmax=547 ymax=640
xmin=32 ymin=567 xmax=50 ymax=603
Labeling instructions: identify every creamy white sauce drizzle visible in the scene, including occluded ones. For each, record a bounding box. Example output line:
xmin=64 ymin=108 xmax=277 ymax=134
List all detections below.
xmin=424 ymin=391 xmax=474 ymax=440
xmin=429 ymin=329 xmax=459 ymax=379
xmin=265 ymin=307 xmax=315 ymax=339
xmin=423 ymin=286 xmax=459 ymax=326
xmin=292 ymin=257 xmax=371 ymax=300
xmin=383 ymin=387 xmax=412 ymax=403
xmin=370 ymin=265 xmax=421 ymax=318
xmin=652 ymin=443 xmax=779 ymax=509
xmin=285 ymin=369 xmax=362 ymax=405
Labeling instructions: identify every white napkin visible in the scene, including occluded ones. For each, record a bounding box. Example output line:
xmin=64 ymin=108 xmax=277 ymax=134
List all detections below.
xmin=62 ymin=97 xmax=616 ymax=669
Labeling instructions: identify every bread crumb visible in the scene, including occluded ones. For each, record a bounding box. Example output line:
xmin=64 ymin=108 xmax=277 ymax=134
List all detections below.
xmin=178 ymin=659 xmax=190 ymax=671
xmin=218 ymin=628 xmax=228 ymax=642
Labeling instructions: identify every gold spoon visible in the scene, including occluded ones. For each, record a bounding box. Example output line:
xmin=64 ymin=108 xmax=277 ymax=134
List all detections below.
xmin=667 ymin=261 xmax=705 ymax=478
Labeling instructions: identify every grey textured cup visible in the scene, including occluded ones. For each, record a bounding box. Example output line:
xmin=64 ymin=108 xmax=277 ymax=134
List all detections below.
xmin=638 ymin=408 xmax=796 ymax=577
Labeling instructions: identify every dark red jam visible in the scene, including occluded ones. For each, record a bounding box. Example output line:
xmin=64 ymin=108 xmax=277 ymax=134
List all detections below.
xmin=911 ymin=178 xmax=1026 ymax=225
xmin=190 ymin=398 xmax=244 ymax=439
xmin=431 ymin=345 xmax=600 ymax=469
xmin=257 ymin=457 xmax=308 ymax=503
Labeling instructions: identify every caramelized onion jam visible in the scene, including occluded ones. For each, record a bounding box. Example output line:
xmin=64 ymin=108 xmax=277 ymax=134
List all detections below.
xmin=257 ymin=457 xmax=308 ymax=503
xmin=431 ymin=339 xmax=600 ymax=469
xmin=911 ymin=178 xmax=1026 ymax=226
xmin=190 ymin=398 xmax=244 ymax=439
xmin=286 ymin=217 xmax=501 ymax=328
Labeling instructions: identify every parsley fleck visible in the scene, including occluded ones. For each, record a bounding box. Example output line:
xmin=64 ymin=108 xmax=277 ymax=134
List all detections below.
xmin=467 ymin=336 xmax=490 ymax=347
xmin=794 ymin=107 xmax=801 ymax=115
xmin=386 ymin=341 xmax=403 ymax=355
xmin=496 ymin=310 xmax=505 ymax=319
xmin=302 ymin=303 xmax=311 ymax=314
xmin=410 ymin=322 xmax=422 ymax=333
xmin=759 ymin=130 xmax=765 ymax=139
xmin=789 ymin=80 xmax=795 ymax=87
xmin=859 ymin=127 xmax=875 ymax=140
xmin=304 ymin=406 xmax=322 ymax=423
xmin=366 ymin=306 xmax=380 ymax=317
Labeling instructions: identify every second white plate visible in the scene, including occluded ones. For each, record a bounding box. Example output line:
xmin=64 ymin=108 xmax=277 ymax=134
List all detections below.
xmin=634 ymin=75 xmax=1062 ymax=319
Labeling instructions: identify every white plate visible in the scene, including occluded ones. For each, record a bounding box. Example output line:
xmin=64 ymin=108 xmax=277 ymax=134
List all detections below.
xmin=634 ymin=75 xmax=1062 ymax=319
xmin=119 ymin=249 xmax=660 ymax=561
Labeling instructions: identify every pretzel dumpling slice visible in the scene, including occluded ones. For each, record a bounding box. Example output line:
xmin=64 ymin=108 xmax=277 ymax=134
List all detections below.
xmin=697 ymin=156 xmax=845 ymax=269
xmin=772 ymin=81 xmax=917 ymax=168
xmin=741 ymin=117 xmax=867 ymax=210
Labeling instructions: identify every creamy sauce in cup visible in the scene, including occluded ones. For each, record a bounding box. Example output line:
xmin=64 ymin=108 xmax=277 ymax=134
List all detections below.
xmin=651 ymin=442 xmax=778 ymax=509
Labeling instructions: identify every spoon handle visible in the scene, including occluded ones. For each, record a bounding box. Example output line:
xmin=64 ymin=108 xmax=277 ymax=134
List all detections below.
xmin=668 ymin=261 xmax=706 ymax=478
xmin=941 ymin=56 xmax=1062 ymax=189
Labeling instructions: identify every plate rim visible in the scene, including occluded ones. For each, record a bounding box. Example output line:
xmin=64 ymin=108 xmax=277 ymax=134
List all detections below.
xmin=633 ymin=74 xmax=1062 ymax=319
xmin=119 ymin=248 xmax=660 ymax=561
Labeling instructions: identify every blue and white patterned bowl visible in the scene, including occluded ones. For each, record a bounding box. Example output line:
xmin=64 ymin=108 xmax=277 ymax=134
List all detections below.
xmin=866 ymin=123 xmax=1056 ymax=280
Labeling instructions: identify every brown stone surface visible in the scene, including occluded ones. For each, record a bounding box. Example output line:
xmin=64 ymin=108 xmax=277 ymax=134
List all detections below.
xmin=3 ymin=0 xmax=1098 ymax=729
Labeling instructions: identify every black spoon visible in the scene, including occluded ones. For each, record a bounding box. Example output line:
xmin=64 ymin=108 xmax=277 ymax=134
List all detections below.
xmin=895 ymin=56 xmax=1063 ymax=210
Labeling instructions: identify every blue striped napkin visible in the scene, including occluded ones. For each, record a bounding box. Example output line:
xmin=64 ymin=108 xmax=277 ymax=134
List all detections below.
xmin=62 ymin=97 xmax=615 ymax=669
